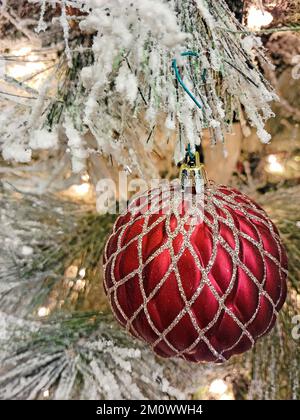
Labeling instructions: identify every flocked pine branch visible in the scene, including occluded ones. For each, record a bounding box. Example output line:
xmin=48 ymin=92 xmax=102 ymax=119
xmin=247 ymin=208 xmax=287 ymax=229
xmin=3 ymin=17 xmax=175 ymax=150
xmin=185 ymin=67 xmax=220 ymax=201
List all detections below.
xmin=0 ymin=0 xmax=278 ymax=180
xmin=0 ymin=311 xmax=203 ymax=400
xmin=0 ymin=182 xmax=116 ymax=316
xmin=0 ymin=181 xmax=225 ymax=400
xmin=0 ymin=182 xmax=299 ymax=400
xmin=244 ymin=186 xmax=300 ymax=400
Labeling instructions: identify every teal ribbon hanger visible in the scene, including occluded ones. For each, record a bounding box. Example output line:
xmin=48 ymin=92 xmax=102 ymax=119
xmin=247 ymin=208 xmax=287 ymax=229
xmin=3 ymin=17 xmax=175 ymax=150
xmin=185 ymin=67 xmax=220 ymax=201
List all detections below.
xmin=171 ymin=51 xmax=204 ymax=112
xmin=172 ymin=51 xmax=208 ymax=191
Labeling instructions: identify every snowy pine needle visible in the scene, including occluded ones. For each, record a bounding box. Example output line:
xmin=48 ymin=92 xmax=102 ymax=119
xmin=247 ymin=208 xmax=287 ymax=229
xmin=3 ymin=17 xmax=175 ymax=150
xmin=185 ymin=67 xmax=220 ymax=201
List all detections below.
xmin=0 ymin=185 xmax=204 ymax=400
xmin=0 ymin=312 xmax=199 ymax=400
xmin=0 ymin=183 xmax=299 ymax=400
xmin=0 ymin=183 xmax=115 ymax=315
xmin=1 ymin=0 xmax=278 ymax=178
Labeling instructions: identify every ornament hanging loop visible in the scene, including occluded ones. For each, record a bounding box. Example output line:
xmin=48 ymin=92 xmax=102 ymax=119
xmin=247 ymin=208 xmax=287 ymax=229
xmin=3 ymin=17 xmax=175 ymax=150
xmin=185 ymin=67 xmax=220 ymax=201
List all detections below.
xmin=179 ymin=150 xmax=208 ymax=193
xmin=173 ymin=51 xmax=208 ymax=193
xmin=172 ymin=51 xmax=203 ymax=111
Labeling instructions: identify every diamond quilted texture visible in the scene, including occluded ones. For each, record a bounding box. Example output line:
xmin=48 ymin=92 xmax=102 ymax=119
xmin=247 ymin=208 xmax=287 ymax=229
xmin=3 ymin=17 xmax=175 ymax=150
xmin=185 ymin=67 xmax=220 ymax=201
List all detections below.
xmin=104 ymin=183 xmax=288 ymax=363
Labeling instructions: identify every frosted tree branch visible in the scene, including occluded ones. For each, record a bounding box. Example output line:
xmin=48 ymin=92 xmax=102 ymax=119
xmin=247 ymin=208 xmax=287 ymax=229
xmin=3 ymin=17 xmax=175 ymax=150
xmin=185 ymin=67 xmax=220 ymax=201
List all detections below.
xmin=1 ymin=0 xmax=278 ymax=179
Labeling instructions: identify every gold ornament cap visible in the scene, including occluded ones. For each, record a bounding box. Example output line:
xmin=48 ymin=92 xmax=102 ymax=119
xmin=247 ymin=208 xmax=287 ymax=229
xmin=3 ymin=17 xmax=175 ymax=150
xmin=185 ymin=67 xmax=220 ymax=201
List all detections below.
xmin=179 ymin=150 xmax=208 ymax=193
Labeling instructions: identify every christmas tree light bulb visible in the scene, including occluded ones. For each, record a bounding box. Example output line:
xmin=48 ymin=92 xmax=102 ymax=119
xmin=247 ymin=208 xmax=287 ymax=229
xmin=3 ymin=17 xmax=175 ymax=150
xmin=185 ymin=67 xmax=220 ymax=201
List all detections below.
xmin=70 ymin=183 xmax=90 ymax=197
xmin=209 ymin=379 xmax=228 ymax=395
xmin=43 ymin=390 xmax=49 ymax=398
xmin=6 ymin=46 xmax=46 ymax=81
xmin=266 ymin=155 xmax=284 ymax=174
xmin=247 ymin=5 xmax=273 ymax=30
xmin=38 ymin=307 xmax=50 ymax=317
xmin=81 ymin=173 xmax=90 ymax=182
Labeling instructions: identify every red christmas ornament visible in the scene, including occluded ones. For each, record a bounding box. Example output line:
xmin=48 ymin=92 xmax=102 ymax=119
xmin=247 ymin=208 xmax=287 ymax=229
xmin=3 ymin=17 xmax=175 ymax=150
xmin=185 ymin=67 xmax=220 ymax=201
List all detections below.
xmin=103 ymin=179 xmax=288 ymax=363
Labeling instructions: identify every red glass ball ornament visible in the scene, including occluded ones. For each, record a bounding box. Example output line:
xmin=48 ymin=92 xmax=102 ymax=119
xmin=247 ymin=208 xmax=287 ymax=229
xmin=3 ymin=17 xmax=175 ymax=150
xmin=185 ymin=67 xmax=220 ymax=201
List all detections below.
xmin=103 ymin=183 xmax=288 ymax=363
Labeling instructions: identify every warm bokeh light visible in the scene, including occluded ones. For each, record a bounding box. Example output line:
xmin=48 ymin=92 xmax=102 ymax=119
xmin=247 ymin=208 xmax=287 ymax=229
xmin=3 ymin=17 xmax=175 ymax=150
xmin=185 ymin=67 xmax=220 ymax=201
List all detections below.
xmin=81 ymin=173 xmax=90 ymax=182
xmin=247 ymin=5 xmax=273 ymax=30
xmin=68 ymin=183 xmax=91 ymax=198
xmin=5 ymin=46 xmax=47 ymax=80
xmin=1 ymin=43 xmax=57 ymax=92
xmin=266 ymin=154 xmax=284 ymax=174
xmin=209 ymin=378 xmax=234 ymax=400
xmin=43 ymin=390 xmax=50 ymax=398
xmin=219 ymin=393 xmax=234 ymax=400
xmin=209 ymin=379 xmax=228 ymax=395
xmin=38 ymin=306 xmax=50 ymax=317
xmin=74 ymin=279 xmax=86 ymax=291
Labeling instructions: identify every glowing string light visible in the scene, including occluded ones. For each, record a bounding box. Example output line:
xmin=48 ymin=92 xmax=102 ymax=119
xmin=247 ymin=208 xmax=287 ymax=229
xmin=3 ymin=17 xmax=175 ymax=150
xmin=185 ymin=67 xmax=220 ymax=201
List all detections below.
xmin=247 ymin=5 xmax=273 ymax=31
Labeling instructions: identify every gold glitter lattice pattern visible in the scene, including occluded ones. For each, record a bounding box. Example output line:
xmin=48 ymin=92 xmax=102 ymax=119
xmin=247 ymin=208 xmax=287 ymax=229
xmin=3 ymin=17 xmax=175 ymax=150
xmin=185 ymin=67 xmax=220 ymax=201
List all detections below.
xmin=103 ymin=184 xmax=288 ymax=363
